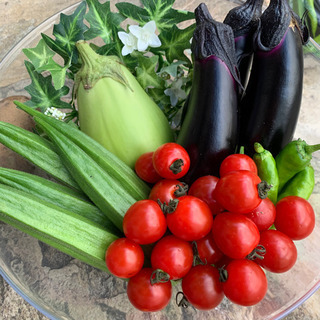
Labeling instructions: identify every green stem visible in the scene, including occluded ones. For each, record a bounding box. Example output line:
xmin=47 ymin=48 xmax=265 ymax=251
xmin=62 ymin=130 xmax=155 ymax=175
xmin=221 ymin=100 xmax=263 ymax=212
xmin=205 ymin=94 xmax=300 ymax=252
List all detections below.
xmin=305 ymin=143 xmax=320 ymax=155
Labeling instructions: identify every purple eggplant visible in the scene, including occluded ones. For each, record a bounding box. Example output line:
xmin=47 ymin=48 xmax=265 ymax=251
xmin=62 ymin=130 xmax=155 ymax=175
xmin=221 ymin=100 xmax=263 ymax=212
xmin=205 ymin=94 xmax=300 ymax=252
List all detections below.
xmin=223 ymin=0 xmax=264 ymax=88
xmin=239 ymin=0 xmax=309 ymax=157
xmin=177 ymin=3 xmax=240 ymax=183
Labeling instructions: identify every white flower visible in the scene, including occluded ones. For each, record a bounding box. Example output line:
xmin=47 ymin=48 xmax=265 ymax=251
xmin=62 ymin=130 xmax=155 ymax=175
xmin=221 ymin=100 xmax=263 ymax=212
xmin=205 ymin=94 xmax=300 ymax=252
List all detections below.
xmin=129 ymin=21 xmax=161 ymax=52
xmin=118 ymin=31 xmax=138 ymax=56
xmin=44 ymin=107 xmax=66 ymax=121
xmin=164 ymin=78 xmax=187 ymax=106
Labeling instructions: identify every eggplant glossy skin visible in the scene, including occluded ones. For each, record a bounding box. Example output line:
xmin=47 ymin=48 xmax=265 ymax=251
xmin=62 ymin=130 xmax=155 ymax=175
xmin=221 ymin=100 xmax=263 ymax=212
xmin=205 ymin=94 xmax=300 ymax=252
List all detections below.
xmin=240 ymin=26 xmax=304 ymax=157
xmin=177 ymin=56 xmax=238 ymax=183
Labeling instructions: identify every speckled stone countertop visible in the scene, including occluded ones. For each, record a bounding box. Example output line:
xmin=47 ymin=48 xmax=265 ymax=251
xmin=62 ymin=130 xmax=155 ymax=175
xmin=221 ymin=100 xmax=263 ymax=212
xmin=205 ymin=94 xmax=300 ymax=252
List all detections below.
xmin=0 ymin=0 xmax=320 ymax=319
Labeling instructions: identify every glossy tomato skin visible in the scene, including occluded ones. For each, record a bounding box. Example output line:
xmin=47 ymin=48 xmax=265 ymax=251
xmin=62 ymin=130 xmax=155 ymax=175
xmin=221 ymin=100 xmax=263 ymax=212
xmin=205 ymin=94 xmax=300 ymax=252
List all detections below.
xmin=127 ymin=268 xmax=172 ymax=312
xmin=222 ymin=259 xmax=268 ymax=306
xmin=214 ymin=170 xmax=262 ymax=214
xmin=182 ymin=264 xmax=224 ymax=310
xmin=195 ymin=233 xmax=225 ymax=265
xmin=123 ymin=200 xmax=167 ymax=245
xmin=166 ymin=195 xmax=213 ymax=241
xmin=219 ymin=153 xmax=258 ymax=177
xmin=149 ymin=179 xmax=187 ymax=204
xmin=245 ymin=198 xmax=276 ymax=231
xmin=153 ymin=143 xmax=190 ymax=179
xmin=212 ymin=212 xmax=260 ymax=259
xmin=275 ymin=196 xmax=315 ymax=240
xmin=151 ymin=235 xmax=193 ymax=280
xmin=105 ymin=238 xmax=144 ymax=279
xmin=135 ymin=152 xmax=162 ymax=184
xmin=256 ymin=229 xmax=297 ymax=273
xmin=188 ymin=175 xmax=224 ymax=215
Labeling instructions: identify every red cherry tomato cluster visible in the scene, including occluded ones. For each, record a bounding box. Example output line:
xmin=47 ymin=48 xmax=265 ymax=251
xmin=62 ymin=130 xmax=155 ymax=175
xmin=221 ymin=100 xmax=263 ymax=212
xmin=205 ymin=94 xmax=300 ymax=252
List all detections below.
xmin=106 ymin=143 xmax=316 ymax=312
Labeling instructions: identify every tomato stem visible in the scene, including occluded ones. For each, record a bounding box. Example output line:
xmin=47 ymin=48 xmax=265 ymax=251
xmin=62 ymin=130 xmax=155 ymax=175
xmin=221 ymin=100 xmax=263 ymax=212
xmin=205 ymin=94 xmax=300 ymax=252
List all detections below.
xmin=258 ymin=180 xmax=273 ymax=199
xmin=218 ymin=266 xmax=228 ymax=282
xmin=247 ymin=244 xmax=266 ymax=260
xmin=192 ymin=241 xmax=206 ymax=266
xmin=170 ymin=159 xmax=184 ymax=174
xmin=176 ymin=291 xmax=192 ymax=309
xmin=150 ymin=269 xmax=170 ymax=285
xmin=173 ymin=182 xmax=189 ymax=197
xmin=157 ymin=198 xmax=179 ymax=214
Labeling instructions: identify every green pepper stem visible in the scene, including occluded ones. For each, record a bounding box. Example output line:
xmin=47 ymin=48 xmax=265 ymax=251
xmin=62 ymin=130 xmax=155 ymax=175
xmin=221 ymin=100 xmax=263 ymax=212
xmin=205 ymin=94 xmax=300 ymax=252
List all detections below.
xmin=305 ymin=143 xmax=320 ymax=155
xmin=254 ymin=142 xmax=265 ymax=154
xmin=239 ymin=146 xmax=245 ymax=154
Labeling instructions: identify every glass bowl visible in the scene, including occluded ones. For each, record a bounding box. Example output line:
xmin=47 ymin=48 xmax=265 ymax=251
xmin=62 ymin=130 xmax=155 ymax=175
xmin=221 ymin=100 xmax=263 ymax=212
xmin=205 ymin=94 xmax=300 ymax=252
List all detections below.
xmin=0 ymin=1 xmax=320 ymax=319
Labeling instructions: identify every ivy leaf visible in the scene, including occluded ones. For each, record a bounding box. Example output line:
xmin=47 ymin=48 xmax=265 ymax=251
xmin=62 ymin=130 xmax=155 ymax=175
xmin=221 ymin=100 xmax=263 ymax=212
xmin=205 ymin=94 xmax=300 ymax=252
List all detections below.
xmin=22 ymin=39 xmax=55 ymax=70
xmin=136 ymin=55 xmax=164 ymax=89
xmin=24 ymin=61 xmax=71 ymax=111
xmin=84 ymin=0 xmax=125 ymax=43
xmin=159 ymin=24 xmax=195 ymax=63
xmin=116 ymin=0 xmax=194 ymax=32
xmin=42 ymin=1 xmax=88 ymax=65
xmin=160 ymin=60 xmax=187 ymax=78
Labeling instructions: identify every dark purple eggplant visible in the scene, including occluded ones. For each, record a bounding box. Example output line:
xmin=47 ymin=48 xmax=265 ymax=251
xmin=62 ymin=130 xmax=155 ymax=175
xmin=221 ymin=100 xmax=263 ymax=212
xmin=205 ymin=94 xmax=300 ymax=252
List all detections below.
xmin=223 ymin=0 xmax=264 ymax=88
xmin=177 ymin=3 xmax=240 ymax=184
xmin=239 ymin=0 xmax=309 ymax=157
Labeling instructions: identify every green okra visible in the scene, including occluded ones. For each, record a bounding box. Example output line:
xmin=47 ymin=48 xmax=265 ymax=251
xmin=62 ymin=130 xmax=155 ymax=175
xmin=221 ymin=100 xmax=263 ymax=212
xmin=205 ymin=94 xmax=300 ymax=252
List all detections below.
xmin=0 ymin=167 xmax=119 ymax=234
xmin=0 ymin=120 xmax=80 ymax=191
xmin=14 ymin=101 xmax=150 ymax=201
xmin=34 ymin=116 xmax=136 ymax=232
xmin=0 ymin=184 xmax=119 ymax=273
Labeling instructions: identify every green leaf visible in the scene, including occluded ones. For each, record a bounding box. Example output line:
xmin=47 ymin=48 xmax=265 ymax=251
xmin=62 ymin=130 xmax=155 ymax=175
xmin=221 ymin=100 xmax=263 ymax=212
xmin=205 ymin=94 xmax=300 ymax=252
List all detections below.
xmin=116 ymin=0 xmax=194 ymax=32
xmin=159 ymin=24 xmax=195 ymax=63
xmin=24 ymin=61 xmax=71 ymax=111
xmin=41 ymin=33 xmax=70 ymax=63
xmin=23 ymin=39 xmax=55 ymax=70
xmin=52 ymin=1 xmax=88 ymax=63
xmin=160 ymin=60 xmax=187 ymax=78
xmin=37 ymin=58 xmax=71 ymax=90
xmin=136 ymin=54 xmax=164 ymax=89
xmin=84 ymin=0 xmax=125 ymax=43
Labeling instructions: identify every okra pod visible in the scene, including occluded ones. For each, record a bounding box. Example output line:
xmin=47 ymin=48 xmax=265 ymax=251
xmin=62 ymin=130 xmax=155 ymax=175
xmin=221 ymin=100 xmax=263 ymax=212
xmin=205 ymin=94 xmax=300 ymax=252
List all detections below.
xmin=0 ymin=184 xmax=118 ymax=272
xmin=0 ymin=120 xmax=80 ymax=191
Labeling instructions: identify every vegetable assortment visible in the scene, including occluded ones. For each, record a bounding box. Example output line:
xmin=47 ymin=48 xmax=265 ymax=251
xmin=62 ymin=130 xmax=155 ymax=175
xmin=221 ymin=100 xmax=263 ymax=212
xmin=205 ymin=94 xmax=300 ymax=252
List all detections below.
xmin=0 ymin=0 xmax=319 ymax=316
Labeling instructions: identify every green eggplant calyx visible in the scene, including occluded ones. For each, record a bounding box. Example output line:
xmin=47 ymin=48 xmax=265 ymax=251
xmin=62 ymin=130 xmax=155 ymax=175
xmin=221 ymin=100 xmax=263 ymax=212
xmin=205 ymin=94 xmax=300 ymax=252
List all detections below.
xmin=74 ymin=40 xmax=132 ymax=93
xmin=258 ymin=180 xmax=273 ymax=199
xmin=170 ymin=159 xmax=184 ymax=174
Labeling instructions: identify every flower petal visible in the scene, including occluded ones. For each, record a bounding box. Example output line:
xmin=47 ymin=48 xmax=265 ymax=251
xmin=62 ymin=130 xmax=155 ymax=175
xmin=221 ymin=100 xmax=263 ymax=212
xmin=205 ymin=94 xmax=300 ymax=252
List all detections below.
xmin=137 ymin=39 xmax=149 ymax=52
xmin=129 ymin=25 xmax=142 ymax=38
xmin=149 ymin=34 xmax=162 ymax=48
xmin=143 ymin=20 xmax=157 ymax=33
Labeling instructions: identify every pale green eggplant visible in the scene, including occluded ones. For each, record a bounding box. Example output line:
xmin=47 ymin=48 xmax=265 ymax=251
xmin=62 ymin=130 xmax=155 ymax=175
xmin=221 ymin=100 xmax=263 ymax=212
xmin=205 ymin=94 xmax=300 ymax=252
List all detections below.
xmin=75 ymin=41 xmax=174 ymax=169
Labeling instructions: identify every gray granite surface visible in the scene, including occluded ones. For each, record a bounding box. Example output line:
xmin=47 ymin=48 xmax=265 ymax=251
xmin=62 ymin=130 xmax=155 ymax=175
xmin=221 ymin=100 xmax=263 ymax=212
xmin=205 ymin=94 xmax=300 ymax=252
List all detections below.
xmin=0 ymin=0 xmax=319 ymax=319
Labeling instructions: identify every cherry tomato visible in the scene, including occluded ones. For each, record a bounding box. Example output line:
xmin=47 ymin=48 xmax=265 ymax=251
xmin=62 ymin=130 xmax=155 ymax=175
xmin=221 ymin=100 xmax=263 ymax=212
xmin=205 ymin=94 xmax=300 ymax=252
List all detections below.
xmin=135 ymin=152 xmax=162 ymax=183
xmin=149 ymin=179 xmax=188 ymax=204
xmin=123 ymin=200 xmax=167 ymax=245
xmin=152 ymin=143 xmax=190 ymax=179
xmin=188 ymin=175 xmax=224 ymax=215
xmin=214 ymin=170 xmax=263 ymax=214
xmin=221 ymin=259 xmax=268 ymax=306
xmin=151 ymin=235 xmax=193 ymax=280
xmin=244 ymin=198 xmax=276 ymax=231
xmin=166 ymin=195 xmax=213 ymax=241
xmin=212 ymin=212 xmax=260 ymax=259
xmin=256 ymin=229 xmax=297 ymax=273
xmin=275 ymin=196 xmax=315 ymax=240
xmin=194 ymin=233 xmax=225 ymax=265
xmin=127 ymin=268 xmax=172 ymax=312
xmin=219 ymin=153 xmax=258 ymax=177
xmin=181 ymin=265 xmax=224 ymax=310
xmin=105 ymin=238 xmax=144 ymax=279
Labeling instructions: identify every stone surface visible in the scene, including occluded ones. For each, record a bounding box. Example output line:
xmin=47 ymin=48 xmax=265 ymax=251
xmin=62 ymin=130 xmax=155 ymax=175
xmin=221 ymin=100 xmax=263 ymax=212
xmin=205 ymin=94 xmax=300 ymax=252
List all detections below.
xmin=0 ymin=0 xmax=319 ymax=319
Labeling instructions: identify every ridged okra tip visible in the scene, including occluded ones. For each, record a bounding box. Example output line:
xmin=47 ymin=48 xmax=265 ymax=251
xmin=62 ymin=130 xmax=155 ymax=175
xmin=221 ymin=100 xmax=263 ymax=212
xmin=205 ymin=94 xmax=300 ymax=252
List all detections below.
xmin=75 ymin=40 xmax=131 ymax=93
xmin=254 ymin=142 xmax=265 ymax=154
